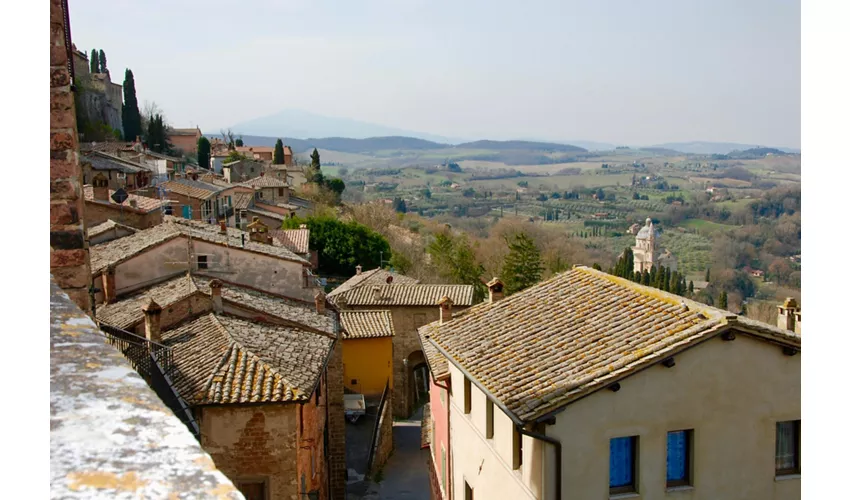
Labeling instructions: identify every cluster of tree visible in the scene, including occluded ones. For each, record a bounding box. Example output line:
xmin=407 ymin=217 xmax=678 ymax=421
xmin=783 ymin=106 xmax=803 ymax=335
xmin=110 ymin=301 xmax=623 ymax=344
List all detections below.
xmin=427 ymin=231 xmax=486 ymax=301
xmin=281 ymin=216 xmax=390 ymax=276
xmin=632 ymin=192 xmax=650 ymax=200
xmin=392 ymin=197 xmax=408 ymax=213
xmin=305 ymin=149 xmax=345 ymax=203
xmin=89 ymin=49 xmax=108 ymax=74
xmin=144 ymin=113 xmax=173 ymax=154
xmin=609 ymin=249 xmax=689 ymax=296
xmin=197 ymin=137 xmax=211 ymax=170
xmin=121 ymin=69 xmax=142 ymax=142
xmin=445 ymin=162 xmax=462 ymax=172
xmin=500 ymin=233 xmax=543 ymax=295
xmin=665 ymin=195 xmax=685 ymax=204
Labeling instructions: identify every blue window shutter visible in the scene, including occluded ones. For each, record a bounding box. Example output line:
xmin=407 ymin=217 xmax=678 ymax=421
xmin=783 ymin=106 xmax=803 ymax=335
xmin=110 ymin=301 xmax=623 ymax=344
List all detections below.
xmin=667 ymin=431 xmax=687 ymax=482
xmin=610 ymin=437 xmax=633 ymax=487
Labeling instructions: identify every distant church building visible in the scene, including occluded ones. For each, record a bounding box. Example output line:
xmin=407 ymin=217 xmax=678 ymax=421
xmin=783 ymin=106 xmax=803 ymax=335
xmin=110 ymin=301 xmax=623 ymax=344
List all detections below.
xmin=633 ymin=218 xmax=677 ymax=273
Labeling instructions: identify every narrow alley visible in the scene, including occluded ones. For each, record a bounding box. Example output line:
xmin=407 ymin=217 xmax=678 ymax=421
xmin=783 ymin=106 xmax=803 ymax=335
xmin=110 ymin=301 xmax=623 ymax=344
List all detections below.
xmin=348 ymin=406 xmax=430 ymax=500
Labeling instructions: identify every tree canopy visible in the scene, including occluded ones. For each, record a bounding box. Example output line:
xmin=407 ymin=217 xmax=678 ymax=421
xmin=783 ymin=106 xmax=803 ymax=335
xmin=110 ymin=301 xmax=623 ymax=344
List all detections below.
xmin=273 ymin=139 xmax=285 ymax=164
xmin=121 ymin=69 xmax=142 ymax=141
xmin=144 ymin=113 xmax=172 ymax=154
xmin=89 ymin=49 xmax=99 ymax=74
xmin=98 ymin=49 xmax=107 ymax=73
xmin=501 ymin=233 xmax=543 ymax=295
xmin=427 ymin=232 xmax=485 ymax=301
xmin=282 ymin=216 xmax=390 ymax=277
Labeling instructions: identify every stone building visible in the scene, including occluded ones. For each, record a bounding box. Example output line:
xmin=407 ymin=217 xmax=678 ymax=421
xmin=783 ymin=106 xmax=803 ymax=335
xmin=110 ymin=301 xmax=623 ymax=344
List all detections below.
xmin=94 ymin=272 xmax=343 ymax=499
xmin=83 ymin=185 xmax=165 ymax=229
xmin=167 ymin=127 xmax=203 ymax=155
xmin=329 ymin=267 xmax=474 ymax=417
xmin=159 ymin=178 xmax=254 ymax=222
xmin=633 ymin=217 xmax=677 ymax=273
xmin=420 ymin=267 xmax=800 ymax=500
xmin=70 ymin=46 xmax=123 ymax=138
xmin=81 ymin=151 xmax=153 ymax=191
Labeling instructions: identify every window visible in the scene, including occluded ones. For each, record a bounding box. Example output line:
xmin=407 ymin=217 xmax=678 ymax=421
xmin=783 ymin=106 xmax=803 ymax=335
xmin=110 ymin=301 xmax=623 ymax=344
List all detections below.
xmin=667 ymin=430 xmax=693 ymax=488
xmin=776 ymin=420 xmax=801 ymax=476
xmin=609 ymin=436 xmax=638 ymax=494
xmin=512 ymin=426 xmax=522 ymax=470
xmin=463 ymin=377 xmax=472 ymax=414
xmin=197 ymin=255 xmax=208 ymax=269
xmin=441 ymin=445 xmax=447 ymax=492
xmin=278 ymin=187 xmax=284 ymax=197
xmin=486 ymin=399 xmax=494 ymax=439
xmin=235 ymin=480 xmax=266 ymax=500
xmin=464 ymin=481 xmax=473 ymax=500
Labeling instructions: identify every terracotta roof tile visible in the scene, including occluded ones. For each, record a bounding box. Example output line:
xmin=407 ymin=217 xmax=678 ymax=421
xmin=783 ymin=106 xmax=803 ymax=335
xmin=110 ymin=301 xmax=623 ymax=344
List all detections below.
xmin=268 ymin=228 xmax=310 ymax=254
xmin=336 ymin=284 xmax=474 ymax=307
xmin=421 ymin=267 xmax=802 ymax=422
xmin=327 ymin=268 xmax=420 ymax=300
xmin=160 ymin=179 xmax=225 ymax=200
xmin=87 ymin=219 xmax=138 ymax=239
xmin=340 ymin=310 xmax=394 ymax=339
xmin=238 ymin=176 xmax=289 ymax=188
xmin=83 ymin=151 xmax=150 ymax=174
xmin=419 ymin=328 xmax=449 ymax=381
xmin=162 ymin=313 xmax=333 ymax=405
xmin=96 ymin=274 xmax=202 ymax=330
xmin=90 ymin=216 xmax=309 ymax=274
xmin=84 ymin=185 xmax=165 ymax=213
xmin=231 ymin=192 xmax=254 ymax=210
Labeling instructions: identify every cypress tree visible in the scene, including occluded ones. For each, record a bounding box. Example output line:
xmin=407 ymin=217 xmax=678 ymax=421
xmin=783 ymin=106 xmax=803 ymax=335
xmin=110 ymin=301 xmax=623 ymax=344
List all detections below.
xmin=642 ymin=270 xmax=650 ymax=286
xmin=705 ymin=268 xmax=711 ymax=282
xmin=625 ymin=248 xmax=634 ymax=279
xmin=718 ymin=291 xmax=728 ymax=310
xmin=98 ymin=49 xmax=107 ymax=73
xmin=649 ymin=266 xmax=657 ymax=286
xmin=670 ymin=271 xmax=679 ymax=294
xmin=197 ymin=137 xmax=211 ymax=170
xmin=688 ymin=280 xmax=694 ymax=295
xmin=664 ymin=268 xmax=672 ymax=292
xmin=592 ymin=263 xmax=602 ymax=271
xmin=310 ymin=148 xmax=321 ymax=170
xmin=90 ymin=49 xmax=99 ymax=74
xmin=273 ymin=139 xmax=285 ymax=164
xmin=122 ymin=69 xmax=143 ymax=141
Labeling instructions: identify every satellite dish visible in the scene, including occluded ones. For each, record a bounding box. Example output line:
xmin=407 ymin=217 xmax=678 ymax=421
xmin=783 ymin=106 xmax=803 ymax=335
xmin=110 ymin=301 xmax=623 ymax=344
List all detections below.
xmin=111 ymin=188 xmax=129 ymax=204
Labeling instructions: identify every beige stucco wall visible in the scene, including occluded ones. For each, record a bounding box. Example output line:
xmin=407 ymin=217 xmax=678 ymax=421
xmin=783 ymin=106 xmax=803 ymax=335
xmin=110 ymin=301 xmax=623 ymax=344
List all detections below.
xmin=547 ymin=333 xmax=800 ymax=500
xmin=114 ymin=238 xmax=189 ymax=295
xmin=192 ymin=240 xmax=312 ymax=301
xmin=448 ymin=363 xmax=543 ymax=500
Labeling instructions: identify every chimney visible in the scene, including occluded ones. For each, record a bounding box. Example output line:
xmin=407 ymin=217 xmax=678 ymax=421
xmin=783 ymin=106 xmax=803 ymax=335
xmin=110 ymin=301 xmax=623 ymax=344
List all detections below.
xmin=142 ymin=297 xmax=163 ymax=343
xmin=372 ymin=286 xmax=382 ymax=301
xmin=314 ymin=290 xmax=326 ymax=315
xmin=129 ymin=199 xmax=138 ymax=209
xmin=486 ymin=277 xmax=505 ymax=303
xmin=356 ymin=265 xmax=362 ymax=275
xmin=300 ymin=224 xmax=307 ymax=229
xmin=386 ymin=276 xmax=394 ymax=284
xmin=209 ymin=279 xmax=223 ymax=313
xmin=246 ymin=216 xmax=270 ymax=244
xmin=794 ymin=311 xmax=801 ymax=335
xmin=438 ymin=296 xmax=453 ymax=324
xmin=92 ymin=176 xmax=109 ymax=201
xmin=777 ymin=297 xmax=798 ymax=332
xmin=103 ymin=266 xmax=117 ymax=304
xmin=219 ymin=220 xmax=227 ymax=234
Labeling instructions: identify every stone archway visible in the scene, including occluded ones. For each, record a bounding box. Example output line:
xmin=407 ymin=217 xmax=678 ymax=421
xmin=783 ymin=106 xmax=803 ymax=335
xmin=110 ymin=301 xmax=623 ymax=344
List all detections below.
xmin=405 ymin=349 xmax=428 ymax=417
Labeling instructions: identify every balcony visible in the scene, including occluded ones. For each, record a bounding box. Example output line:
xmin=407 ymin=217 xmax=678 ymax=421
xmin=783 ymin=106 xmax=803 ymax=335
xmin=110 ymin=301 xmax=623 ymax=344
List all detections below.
xmin=49 ymin=276 xmax=244 ymax=498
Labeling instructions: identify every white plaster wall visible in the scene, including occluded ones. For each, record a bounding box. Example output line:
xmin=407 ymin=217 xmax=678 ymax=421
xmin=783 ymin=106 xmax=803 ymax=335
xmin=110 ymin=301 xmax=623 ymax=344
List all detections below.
xmin=449 ymin=364 xmax=540 ymax=500
xmin=547 ymin=334 xmax=801 ymax=500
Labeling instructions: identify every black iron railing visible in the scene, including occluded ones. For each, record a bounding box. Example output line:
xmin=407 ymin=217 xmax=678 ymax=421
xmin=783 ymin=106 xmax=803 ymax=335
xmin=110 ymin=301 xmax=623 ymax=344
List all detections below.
xmin=366 ymin=380 xmax=391 ymax=474
xmin=99 ymin=323 xmax=174 ymax=381
xmin=99 ymin=323 xmax=199 ymax=439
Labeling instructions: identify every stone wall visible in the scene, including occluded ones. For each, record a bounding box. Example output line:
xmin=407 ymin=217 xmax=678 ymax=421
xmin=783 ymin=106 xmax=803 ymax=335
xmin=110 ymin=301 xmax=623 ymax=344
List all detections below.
xmin=50 ymin=0 xmax=92 ymax=313
xmin=296 ymin=376 xmax=328 ymax=499
xmin=369 ymin=392 xmax=394 ymax=477
xmin=84 ymin=200 xmax=163 ymax=230
xmin=199 ymin=404 xmax=299 ymax=499
xmin=326 ymin=336 xmax=346 ymax=499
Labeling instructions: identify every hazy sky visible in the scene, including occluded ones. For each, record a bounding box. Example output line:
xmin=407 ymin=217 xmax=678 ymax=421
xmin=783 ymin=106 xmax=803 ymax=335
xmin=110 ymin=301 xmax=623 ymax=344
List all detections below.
xmin=70 ymin=0 xmax=800 ymax=147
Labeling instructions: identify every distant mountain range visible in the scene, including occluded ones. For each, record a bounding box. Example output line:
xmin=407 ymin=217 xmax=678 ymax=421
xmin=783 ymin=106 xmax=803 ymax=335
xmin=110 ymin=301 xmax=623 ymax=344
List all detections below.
xmin=647 ymin=141 xmax=800 ymax=155
xmin=228 ymin=109 xmax=464 ymax=145
xmin=216 ymin=108 xmax=799 ymax=155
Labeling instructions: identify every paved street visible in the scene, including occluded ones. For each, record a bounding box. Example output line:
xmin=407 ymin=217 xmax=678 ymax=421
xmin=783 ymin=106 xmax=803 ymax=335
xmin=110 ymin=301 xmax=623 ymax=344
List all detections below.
xmin=348 ymin=406 xmax=430 ymax=500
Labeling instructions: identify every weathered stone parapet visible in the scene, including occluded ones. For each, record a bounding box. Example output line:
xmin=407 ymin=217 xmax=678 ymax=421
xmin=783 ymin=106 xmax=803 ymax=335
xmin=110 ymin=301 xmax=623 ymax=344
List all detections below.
xmin=50 ymin=276 xmax=243 ymax=498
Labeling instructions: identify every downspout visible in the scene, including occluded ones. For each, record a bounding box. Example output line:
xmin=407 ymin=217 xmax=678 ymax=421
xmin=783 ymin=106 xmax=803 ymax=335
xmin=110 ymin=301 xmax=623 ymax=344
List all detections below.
xmin=433 ymin=376 xmax=452 ymax=500
xmin=428 ymin=337 xmax=563 ymax=500
xmin=516 ymin=424 xmax=562 ymax=500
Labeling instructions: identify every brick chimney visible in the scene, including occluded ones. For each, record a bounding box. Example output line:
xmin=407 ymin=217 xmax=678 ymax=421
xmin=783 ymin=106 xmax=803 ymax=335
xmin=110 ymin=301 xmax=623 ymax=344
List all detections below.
xmin=209 ymin=279 xmax=223 ymax=313
xmin=246 ymin=216 xmax=270 ymax=244
xmin=372 ymin=286 xmax=382 ymax=301
xmin=103 ymin=266 xmax=117 ymax=304
xmin=486 ymin=277 xmax=505 ymax=303
xmin=777 ymin=297 xmax=798 ymax=332
xmin=438 ymin=296 xmax=453 ymax=325
xmin=142 ymin=297 xmax=163 ymax=343
xmin=92 ymin=175 xmax=109 ymax=201
xmin=356 ymin=265 xmax=362 ymax=275
xmin=219 ymin=220 xmax=227 ymax=234
xmin=315 ymin=290 xmax=327 ymax=315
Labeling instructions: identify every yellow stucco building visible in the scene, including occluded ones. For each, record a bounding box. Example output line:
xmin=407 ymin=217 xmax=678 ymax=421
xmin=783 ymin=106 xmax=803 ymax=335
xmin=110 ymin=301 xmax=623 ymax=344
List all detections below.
xmin=340 ymin=310 xmax=395 ymax=397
